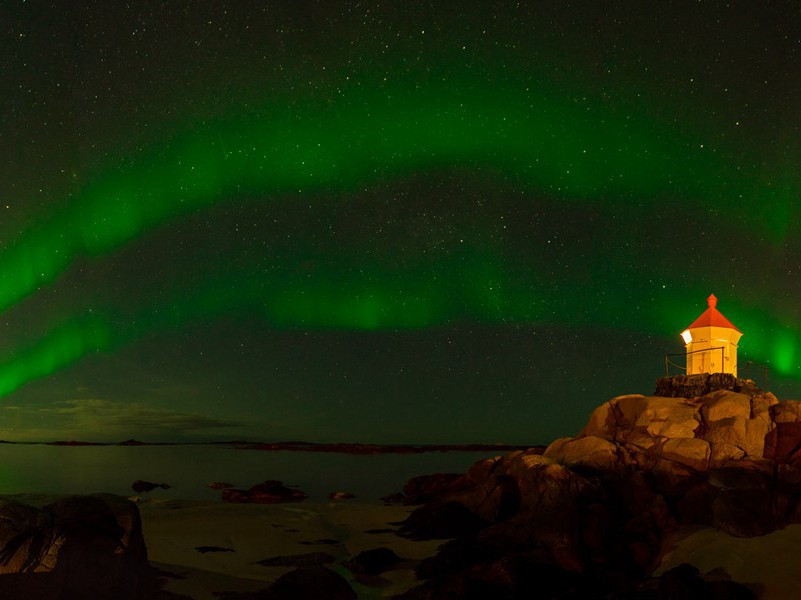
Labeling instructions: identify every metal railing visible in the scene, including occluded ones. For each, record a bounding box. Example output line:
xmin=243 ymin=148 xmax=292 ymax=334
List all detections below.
xmin=663 ymin=349 xmax=770 ymax=389
xmin=738 ymin=360 xmax=770 ymax=390
xmin=664 ymin=346 xmax=725 ymax=377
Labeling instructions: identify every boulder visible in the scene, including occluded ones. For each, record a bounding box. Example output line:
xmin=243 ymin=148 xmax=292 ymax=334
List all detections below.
xmin=763 ymin=422 xmax=801 ymax=463
xmin=770 ymin=400 xmax=801 ymax=423
xmin=131 ymin=480 xmax=170 ymax=493
xmin=502 ymin=453 xmax=591 ymax=514
xmin=402 ymin=473 xmax=469 ymax=505
xmin=543 ymin=436 xmax=621 ymax=471
xmin=221 ymin=480 xmax=307 ymax=503
xmin=703 ymin=417 xmax=747 ymax=448
xmin=207 ymin=482 xmax=234 ymax=490
xmin=585 ymin=395 xmax=700 ymax=444
xmin=645 ymin=420 xmax=696 ymax=439
xmin=742 ymin=417 xmax=772 ymax=457
xmin=708 ymin=442 xmax=745 ymax=467
xmin=399 ymin=501 xmax=488 ymax=540
xmin=699 ymin=390 xmax=752 ymax=423
xmin=660 ymin=438 xmax=711 ymax=471
xmin=0 ymin=495 xmax=148 ymax=600
xmin=751 ymin=392 xmax=778 ymax=417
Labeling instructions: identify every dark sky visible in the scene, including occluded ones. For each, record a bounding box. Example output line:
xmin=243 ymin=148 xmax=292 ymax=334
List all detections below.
xmin=0 ymin=1 xmax=799 ymax=442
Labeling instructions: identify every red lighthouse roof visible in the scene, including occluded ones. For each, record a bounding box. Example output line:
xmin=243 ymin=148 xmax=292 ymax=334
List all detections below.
xmin=685 ymin=293 xmax=741 ymax=332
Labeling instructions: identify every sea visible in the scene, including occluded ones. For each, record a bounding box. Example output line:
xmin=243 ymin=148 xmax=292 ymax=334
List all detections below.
xmin=0 ymin=444 xmax=503 ymax=502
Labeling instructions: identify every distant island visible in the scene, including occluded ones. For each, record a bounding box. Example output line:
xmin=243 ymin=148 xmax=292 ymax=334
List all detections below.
xmin=12 ymin=439 xmax=529 ymax=454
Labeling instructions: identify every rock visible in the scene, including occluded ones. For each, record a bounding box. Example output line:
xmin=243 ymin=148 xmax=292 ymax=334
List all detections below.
xmin=399 ymin=501 xmax=489 ymax=540
xmin=657 ymin=563 xmax=708 ymax=598
xmin=751 ymin=392 xmax=778 ymax=417
xmin=584 ymin=394 xmax=700 ymax=444
xmin=770 ymin=400 xmax=801 ymax=423
xmin=699 ymin=390 xmax=752 ymax=422
xmin=196 ymin=546 xmax=234 ymax=553
xmin=543 ymin=436 xmax=621 ymax=471
xmin=221 ymin=480 xmax=307 ymax=503
xmin=660 ymin=438 xmax=711 ymax=471
xmin=256 ymin=552 xmax=336 ymax=567
xmin=268 ymin=566 xmax=357 ymax=600
xmin=131 ymin=480 xmax=170 ymax=493
xmin=742 ymin=417 xmax=772 ymax=457
xmin=0 ymin=494 xmax=148 ymax=600
xmin=207 ymin=482 xmax=234 ymax=490
xmin=709 ymin=442 xmax=745 ymax=467
xmin=328 ymin=491 xmax=355 ymax=500
xmin=402 ymin=473 xmax=469 ymax=505
xmin=344 ymin=547 xmax=401 ymax=575
xmin=763 ymin=422 xmax=801 ymax=463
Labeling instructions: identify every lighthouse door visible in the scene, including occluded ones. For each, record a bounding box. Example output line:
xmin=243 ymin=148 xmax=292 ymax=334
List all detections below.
xmin=697 ymin=351 xmax=708 ymax=374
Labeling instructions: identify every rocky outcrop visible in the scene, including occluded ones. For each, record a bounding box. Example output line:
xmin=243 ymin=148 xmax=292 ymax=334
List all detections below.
xmin=0 ymin=494 xmax=150 ymax=600
xmin=221 ymin=480 xmax=307 ymax=503
xmin=131 ymin=480 xmax=170 ymax=493
xmin=396 ymin=379 xmax=791 ymax=599
xmin=582 ymin=388 xmax=778 ymax=468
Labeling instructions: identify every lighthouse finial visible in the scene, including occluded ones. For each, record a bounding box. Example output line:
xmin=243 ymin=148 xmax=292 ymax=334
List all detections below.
xmin=707 ymin=293 xmax=717 ymax=308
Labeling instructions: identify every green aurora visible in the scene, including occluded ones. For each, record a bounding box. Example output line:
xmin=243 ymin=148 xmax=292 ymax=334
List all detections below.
xmin=1 ymin=73 xmax=800 ymax=397
xmin=1 ymin=2 xmax=800 ymax=442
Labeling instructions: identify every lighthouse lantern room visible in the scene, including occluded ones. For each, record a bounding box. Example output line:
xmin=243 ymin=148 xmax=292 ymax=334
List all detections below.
xmin=680 ymin=294 xmax=742 ymax=377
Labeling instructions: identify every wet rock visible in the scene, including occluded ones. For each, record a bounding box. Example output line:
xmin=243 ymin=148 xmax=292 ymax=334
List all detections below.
xmin=131 ymin=480 xmax=171 ymax=493
xmin=195 ymin=545 xmax=234 ymax=553
xmin=328 ymin=491 xmax=355 ymax=500
xmin=221 ymin=480 xmax=307 ymax=504
xmin=402 ymin=473 xmax=468 ymax=505
xmin=207 ymin=482 xmax=234 ymax=490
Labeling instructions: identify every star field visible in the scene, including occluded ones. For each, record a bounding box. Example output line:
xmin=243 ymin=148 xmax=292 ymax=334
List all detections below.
xmin=0 ymin=1 xmax=799 ymax=442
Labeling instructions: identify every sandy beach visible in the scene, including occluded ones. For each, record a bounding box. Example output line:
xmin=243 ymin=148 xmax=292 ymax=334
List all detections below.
xmin=139 ymin=499 xmax=443 ymax=599
xmin=656 ymin=524 xmax=801 ymax=600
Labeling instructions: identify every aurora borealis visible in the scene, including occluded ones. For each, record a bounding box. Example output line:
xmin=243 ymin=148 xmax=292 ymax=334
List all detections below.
xmin=1 ymin=2 xmax=800 ymax=442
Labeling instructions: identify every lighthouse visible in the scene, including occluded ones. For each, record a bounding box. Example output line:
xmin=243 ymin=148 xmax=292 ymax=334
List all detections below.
xmin=680 ymin=294 xmax=742 ymax=376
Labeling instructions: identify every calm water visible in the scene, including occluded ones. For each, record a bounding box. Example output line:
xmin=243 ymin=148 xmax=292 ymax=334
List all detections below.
xmin=0 ymin=445 xmax=501 ymax=501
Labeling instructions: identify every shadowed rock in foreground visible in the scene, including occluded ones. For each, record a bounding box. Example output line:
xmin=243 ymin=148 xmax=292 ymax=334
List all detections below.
xmin=394 ymin=376 xmax=790 ymax=598
xmin=0 ymin=494 xmax=153 ymax=600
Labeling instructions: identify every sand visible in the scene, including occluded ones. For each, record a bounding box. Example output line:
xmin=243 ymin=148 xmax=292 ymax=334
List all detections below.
xmin=138 ymin=499 xmax=443 ymax=599
xmin=656 ymin=524 xmax=801 ymax=599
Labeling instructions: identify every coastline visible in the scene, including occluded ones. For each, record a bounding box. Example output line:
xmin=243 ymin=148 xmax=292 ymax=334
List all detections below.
xmin=138 ymin=498 xmax=442 ymax=599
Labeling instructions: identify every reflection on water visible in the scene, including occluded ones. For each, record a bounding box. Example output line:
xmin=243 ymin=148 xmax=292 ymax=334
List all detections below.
xmin=0 ymin=445 xmax=501 ymax=501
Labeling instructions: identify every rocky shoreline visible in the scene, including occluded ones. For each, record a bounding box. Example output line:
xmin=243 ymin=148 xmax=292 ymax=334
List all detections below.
xmin=4 ymin=373 xmax=801 ymax=598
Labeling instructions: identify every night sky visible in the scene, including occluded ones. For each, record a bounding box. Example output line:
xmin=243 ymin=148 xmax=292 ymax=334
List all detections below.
xmin=0 ymin=2 xmax=799 ymax=443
